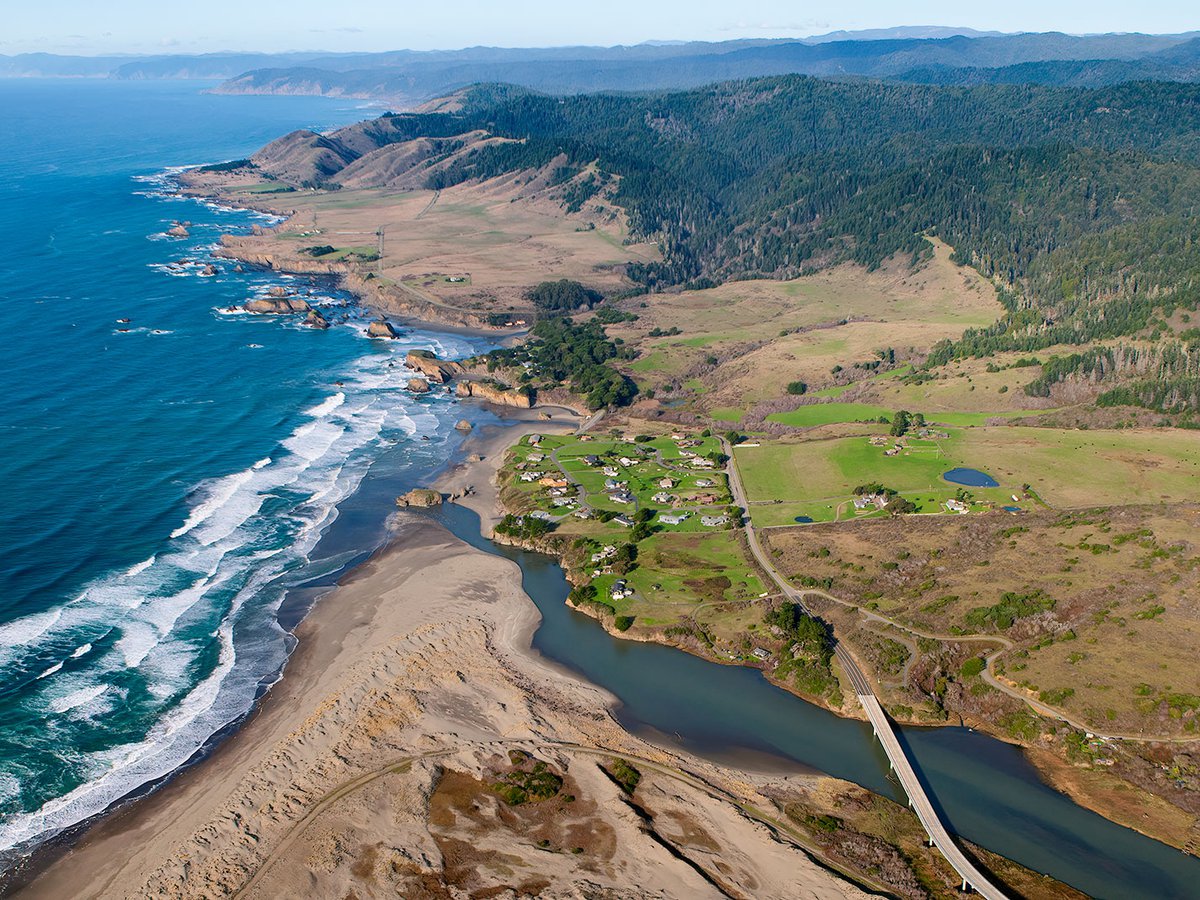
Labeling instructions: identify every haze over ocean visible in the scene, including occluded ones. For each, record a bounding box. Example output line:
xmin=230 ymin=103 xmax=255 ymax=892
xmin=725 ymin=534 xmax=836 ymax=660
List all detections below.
xmin=0 ymin=79 xmax=486 ymax=858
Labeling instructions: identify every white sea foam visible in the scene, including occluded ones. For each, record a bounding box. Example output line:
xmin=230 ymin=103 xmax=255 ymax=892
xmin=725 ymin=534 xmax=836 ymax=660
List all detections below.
xmin=0 ymin=608 xmax=63 ymax=649
xmin=36 ymin=662 xmax=63 ymax=680
xmin=49 ymin=685 xmax=108 ymax=715
xmin=71 ymin=643 xmax=93 ymax=659
xmin=122 ymin=555 xmax=157 ymax=577
xmin=303 ymin=391 xmax=345 ymax=419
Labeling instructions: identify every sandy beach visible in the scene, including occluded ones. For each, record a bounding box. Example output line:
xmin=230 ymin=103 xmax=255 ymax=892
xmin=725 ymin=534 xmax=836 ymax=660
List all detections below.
xmin=14 ymin=414 xmax=870 ymax=900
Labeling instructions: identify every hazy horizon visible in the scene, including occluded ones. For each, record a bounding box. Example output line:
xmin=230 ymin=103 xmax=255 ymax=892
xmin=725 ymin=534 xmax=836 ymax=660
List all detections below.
xmin=4 ymin=1 xmax=1197 ymax=56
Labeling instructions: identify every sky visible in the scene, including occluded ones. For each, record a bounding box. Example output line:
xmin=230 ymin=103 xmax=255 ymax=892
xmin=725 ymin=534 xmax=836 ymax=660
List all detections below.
xmin=2 ymin=0 xmax=1196 ymax=56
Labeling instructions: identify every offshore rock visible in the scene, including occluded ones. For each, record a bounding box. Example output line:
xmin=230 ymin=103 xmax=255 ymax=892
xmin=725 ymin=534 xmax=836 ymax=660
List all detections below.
xmin=405 ymin=349 xmax=463 ymax=383
xmin=455 ymin=419 xmax=474 ymax=432
xmin=244 ymin=296 xmax=311 ymax=314
xmin=407 ymin=377 xmax=431 ymax=393
xmin=367 ymin=319 xmax=399 ymax=339
xmin=395 ymin=488 xmax=442 ymax=508
xmin=303 ymin=309 xmax=330 ymax=329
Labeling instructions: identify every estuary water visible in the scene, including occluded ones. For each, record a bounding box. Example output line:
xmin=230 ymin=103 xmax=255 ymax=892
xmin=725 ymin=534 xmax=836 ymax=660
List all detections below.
xmin=0 ymin=79 xmax=493 ymax=859
xmin=436 ymin=501 xmax=1200 ymax=900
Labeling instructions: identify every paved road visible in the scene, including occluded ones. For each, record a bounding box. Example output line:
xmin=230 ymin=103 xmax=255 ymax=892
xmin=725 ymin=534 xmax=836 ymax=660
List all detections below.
xmin=723 ymin=439 xmax=1008 ymax=898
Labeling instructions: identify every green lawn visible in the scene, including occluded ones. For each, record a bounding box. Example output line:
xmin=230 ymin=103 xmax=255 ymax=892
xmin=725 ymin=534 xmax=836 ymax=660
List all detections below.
xmin=737 ymin=424 xmax=1200 ymax=525
xmin=767 ymin=401 xmax=1053 ymax=428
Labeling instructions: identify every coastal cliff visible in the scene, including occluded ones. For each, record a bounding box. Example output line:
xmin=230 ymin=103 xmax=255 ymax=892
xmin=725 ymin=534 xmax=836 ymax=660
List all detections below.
xmin=455 ymin=380 xmax=533 ymax=408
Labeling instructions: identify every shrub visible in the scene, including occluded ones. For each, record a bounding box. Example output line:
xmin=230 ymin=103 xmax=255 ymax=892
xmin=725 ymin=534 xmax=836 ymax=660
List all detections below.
xmin=609 ymin=759 xmax=641 ymax=794
xmin=786 ymin=381 xmax=808 ymax=395
xmin=960 ymin=657 xmax=986 ymax=678
xmin=614 ymin=615 xmax=635 ymax=631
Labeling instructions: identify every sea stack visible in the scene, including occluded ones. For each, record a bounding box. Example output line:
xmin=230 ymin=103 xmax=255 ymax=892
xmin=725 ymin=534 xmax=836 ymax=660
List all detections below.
xmin=407 ymin=377 xmax=431 ymax=393
xmin=367 ymin=319 xmax=399 ymax=339
xmin=166 ymin=222 xmax=190 ymax=238
xmin=303 ymin=309 xmax=330 ymax=329
xmin=455 ymin=419 xmax=473 ymax=432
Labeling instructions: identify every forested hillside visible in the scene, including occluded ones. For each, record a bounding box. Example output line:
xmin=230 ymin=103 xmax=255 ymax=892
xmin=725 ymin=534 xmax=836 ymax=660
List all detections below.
xmin=261 ymin=76 xmax=1200 ymax=361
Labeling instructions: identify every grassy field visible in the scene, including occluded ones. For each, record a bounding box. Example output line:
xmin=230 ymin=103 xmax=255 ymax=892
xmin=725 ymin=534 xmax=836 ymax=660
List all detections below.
xmin=609 ymin=239 xmax=1003 ymax=413
xmin=765 ymin=402 xmax=1051 ymax=428
xmin=204 ymin=174 xmax=659 ymax=318
xmin=737 ymin=425 xmax=1200 ymax=526
xmin=760 ymin=505 xmax=1200 ymax=738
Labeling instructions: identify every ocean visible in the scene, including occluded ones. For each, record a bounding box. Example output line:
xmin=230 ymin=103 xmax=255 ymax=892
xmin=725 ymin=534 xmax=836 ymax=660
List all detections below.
xmin=0 ymin=79 xmax=494 ymax=860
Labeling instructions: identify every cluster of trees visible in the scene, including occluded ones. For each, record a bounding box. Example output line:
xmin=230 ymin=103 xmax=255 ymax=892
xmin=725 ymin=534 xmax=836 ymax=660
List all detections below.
xmin=494 ymin=514 xmax=554 ymax=540
xmin=889 ymin=409 xmax=926 ymax=436
xmin=524 ymin=278 xmax=603 ymax=314
xmin=1023 ymin=342 xmax=1200 ymax=414
xmin=766 ymin=601 xmax=839 ymax=698
xmin=485 ymin=318 xmax=637 ymax=409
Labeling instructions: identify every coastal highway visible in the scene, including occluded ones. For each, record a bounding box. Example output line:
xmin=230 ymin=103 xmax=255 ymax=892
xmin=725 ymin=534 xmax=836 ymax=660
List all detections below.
xmin=722 ymin=439 xmax=1008 ymax=899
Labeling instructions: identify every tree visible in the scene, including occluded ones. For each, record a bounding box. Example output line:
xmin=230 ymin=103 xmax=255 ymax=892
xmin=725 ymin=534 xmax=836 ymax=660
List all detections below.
xmin=786 ymin=381 xmax=808 ymax=395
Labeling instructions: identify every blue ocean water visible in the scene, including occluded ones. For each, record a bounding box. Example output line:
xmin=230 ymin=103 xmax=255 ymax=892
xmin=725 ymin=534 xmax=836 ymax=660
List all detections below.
xmin=0 ymin=79 xmax=490 ymax=857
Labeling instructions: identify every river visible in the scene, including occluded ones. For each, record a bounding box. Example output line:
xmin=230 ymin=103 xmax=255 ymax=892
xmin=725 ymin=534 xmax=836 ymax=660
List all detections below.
xmin=435 ymin=501 xmax=1200 ymax=900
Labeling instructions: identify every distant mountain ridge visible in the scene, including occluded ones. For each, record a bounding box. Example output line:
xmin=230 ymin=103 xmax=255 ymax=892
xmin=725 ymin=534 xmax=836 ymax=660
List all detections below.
xmin=4 ymin=29 xmax=1200 ymax=95
xmin=210 ymin=32 xmax=1200 ymax=103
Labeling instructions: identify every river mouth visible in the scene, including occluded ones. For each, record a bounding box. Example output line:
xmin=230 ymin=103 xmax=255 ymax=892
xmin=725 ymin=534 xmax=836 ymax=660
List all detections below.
xmin=429 ymin=500 xmax=1200 ymax=900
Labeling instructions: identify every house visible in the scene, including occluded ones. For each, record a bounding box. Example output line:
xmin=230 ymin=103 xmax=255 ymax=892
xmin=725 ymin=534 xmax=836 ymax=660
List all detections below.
xmin=609 ymin=490 xmax=635 ymax=504
xmin=527 ymin=452 xmax=545 ymax=463
xmin=651 ymin=492 xmax=674 ymax=504
xmin=610 ymin=580 xmax=633 ymax=600
xmin=690 ymin=457 xmax=716 ymax=469
xmin=618 ymin=457 xmax=636 ymax=467
xmin=583 ymin=455 xmax=601 ymax=467
xmin=945 ymin=499 xmax=969 ymax=514
xmin=660 ymin=513 xmax=689 ymax=525
xmin=573 ymin=508 xmax=593 ymax=519
xmin=695 ymin=478 xmax=714 ymax=488
xmin=694 ymin=493 xmax=720 ymax=504
xmin=751 ymin=647 xmax=771 ymax=661
xmin=529 ymin=510 xmax=554 ymax=521
xmin=551 ymin=498 xmax=575 ymax=507
xmin=539 ymin=476 xmax=569 ymax=488
xmin=519 ymin=471 xmax=544 ymax=482
xmin=602 ymin=466 xmax=620 ymax=477
xmin=591 ymin=545 xmax=617 ymax=563
xmin=528 ymin=435 xmax=542 ymax=446
xmin=701 ymin=515 xmax=728 ymax=527
xmin=658 ymin=477 xmax=675 ymax=489
xmin=884 ymin=447 xmax=900 ymax=457
xmin=613 ymin=514 xmax=635 ymax=527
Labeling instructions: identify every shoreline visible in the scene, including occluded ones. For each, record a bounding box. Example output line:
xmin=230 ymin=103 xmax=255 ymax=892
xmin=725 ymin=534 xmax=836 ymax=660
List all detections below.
xmin=12 ymin=411 xmax=880 ymax=900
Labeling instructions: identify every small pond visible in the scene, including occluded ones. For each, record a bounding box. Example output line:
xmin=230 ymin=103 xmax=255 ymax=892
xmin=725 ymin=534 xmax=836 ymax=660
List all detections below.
xmin=942 ymin=467 xmax=999 ymax=488
xmin=794 ymin=515 xmax=814 ymax=523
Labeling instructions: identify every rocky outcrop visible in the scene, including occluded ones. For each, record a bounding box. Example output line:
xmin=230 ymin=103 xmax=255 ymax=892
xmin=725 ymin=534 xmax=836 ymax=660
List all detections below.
xmin=244 ymin=296 xmax=311 ymax=314
xmin=303 ymin=309 xmax=330 ymax=329
xmin=407 ymin=377 xmax=430 ymax=393
xmin=167 ymin=222 xmax=190 ymax=238
xmin=200 ymin=264 xmax=217 ymax=277
xmin=455 ymin=419 xmax=474 ymax=432
xmin=405 ymin=350 xmax=463 ymax=383
xmin=394 ymin=488 xmax=442 ymax=508
xmin=455 ymin=380 xmax=534 ymax=409
xmin=367 ymin=319 xmax=399 ymax=339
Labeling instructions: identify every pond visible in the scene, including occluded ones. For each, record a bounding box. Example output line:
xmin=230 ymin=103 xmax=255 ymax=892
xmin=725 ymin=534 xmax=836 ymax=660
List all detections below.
xmin=943 ymin=467 xmax=1000 ymax=488
xmin=793 ymin=515 xmax=814 ymax=523
xmin=432 ymin=502 xmax=1200 ymax=900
